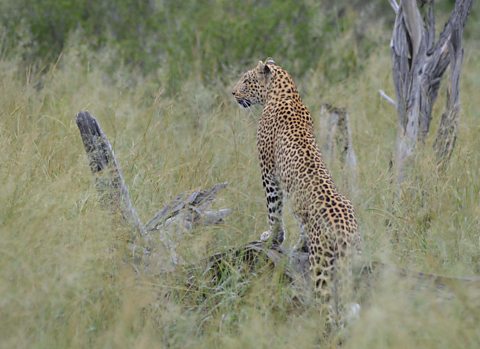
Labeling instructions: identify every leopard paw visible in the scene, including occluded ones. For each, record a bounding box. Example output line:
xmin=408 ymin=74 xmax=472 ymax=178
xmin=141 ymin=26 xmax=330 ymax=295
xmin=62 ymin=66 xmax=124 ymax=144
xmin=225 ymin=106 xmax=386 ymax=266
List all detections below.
xmin=260 ymin=230 xmax=272 ymax=241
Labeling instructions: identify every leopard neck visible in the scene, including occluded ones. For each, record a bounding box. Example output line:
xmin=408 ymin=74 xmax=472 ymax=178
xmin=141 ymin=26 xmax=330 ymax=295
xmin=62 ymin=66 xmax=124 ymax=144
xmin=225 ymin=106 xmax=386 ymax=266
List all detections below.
xmin=264 ymin=68 xmax=302 ymax=106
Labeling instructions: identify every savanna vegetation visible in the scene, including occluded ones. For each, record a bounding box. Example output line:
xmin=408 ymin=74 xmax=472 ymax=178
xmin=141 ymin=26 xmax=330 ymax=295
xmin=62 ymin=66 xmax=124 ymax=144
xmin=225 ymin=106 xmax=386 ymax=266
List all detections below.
xmin=1 ymin=0 xmax=480 ymax=348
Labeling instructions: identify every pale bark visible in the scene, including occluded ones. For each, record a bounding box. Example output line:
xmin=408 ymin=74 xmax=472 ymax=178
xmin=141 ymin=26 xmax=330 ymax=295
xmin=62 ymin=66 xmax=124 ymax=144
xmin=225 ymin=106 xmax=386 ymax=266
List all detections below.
xmin=321 ymin=104 xmax=358 ymax=196
xmin=433 ymin=28 xmax=463 ymax=170
xmin=389 ymin=0 xmax=472 ymax=183
xmin=76 ymin=111 xmax=146 ymax=238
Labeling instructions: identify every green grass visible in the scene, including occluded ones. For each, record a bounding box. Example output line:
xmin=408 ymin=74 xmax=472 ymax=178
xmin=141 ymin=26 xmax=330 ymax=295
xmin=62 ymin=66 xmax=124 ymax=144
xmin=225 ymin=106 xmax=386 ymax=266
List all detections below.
xmin=1 ymin=38 xmax=480 ymax=348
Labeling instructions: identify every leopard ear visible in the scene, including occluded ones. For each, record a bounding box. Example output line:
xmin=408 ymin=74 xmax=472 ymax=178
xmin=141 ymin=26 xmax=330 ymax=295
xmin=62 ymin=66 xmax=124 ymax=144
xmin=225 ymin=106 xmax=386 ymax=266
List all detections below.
xmin=263 ymin=63 xmax=271 ymax=75
xmin=256 ymin=60 xmax=272 ymax=78
xmin=265 ymin=57 xmax=276 ymax=65
xmin=256 ymin=60 xmax=265 ymax=72
xmin=263 ymin=58 xmax=275 ymax=76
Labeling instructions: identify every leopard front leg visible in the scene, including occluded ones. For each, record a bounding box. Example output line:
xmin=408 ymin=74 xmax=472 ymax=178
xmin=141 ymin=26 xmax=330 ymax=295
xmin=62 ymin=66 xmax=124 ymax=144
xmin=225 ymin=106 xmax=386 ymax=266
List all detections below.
xmin=260 ymin=173 xmax=285 ymax=246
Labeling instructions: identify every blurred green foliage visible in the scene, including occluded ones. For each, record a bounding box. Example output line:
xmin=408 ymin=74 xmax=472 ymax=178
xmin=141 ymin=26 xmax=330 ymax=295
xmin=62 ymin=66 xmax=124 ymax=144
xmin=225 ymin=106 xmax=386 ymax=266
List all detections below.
xmin=0 ymin=0 xmax=477 ymax=93
xmin=0 ymin=0 xmax=388 ymax=92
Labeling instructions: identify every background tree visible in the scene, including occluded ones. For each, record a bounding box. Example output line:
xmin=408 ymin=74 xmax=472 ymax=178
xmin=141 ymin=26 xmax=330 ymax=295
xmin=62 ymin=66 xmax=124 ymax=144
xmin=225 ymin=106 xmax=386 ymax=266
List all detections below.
xmin=386 ymin=0 xmax=473 ymax=184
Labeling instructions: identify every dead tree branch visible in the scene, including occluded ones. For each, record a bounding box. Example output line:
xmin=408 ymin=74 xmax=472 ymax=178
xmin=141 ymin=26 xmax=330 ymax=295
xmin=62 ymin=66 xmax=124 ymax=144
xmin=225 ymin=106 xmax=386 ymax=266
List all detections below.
xmin=388 ymin=0 xmax=400 ymax=13
xmin=145 ymin=182 xmax=231 ymax=232
xmin=76 ymin=111 xmax=231 ymax=269
xmin=76 ymin=111 xmax=146 ymax=238
xmin=378 ymin=89 xmax=397 ymax=107
xmin=144 ymin=182 xmax=231 ymax=268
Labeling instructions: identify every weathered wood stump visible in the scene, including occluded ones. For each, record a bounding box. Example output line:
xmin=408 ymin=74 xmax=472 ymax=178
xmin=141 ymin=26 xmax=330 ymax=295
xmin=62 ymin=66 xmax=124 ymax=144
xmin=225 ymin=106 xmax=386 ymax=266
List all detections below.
xmin=320 ymin=103 xmax=358 ymax=197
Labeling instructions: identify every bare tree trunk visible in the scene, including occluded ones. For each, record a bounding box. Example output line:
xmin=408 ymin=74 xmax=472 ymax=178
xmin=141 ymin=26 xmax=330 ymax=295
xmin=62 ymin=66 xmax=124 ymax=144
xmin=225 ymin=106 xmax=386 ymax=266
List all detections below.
xmin=389 ymin=0 xmax=472 ymax=184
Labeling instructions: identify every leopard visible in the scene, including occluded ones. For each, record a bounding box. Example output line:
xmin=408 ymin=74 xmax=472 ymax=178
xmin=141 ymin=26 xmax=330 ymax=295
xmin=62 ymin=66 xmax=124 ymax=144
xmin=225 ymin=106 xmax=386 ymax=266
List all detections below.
xmin=232 ymin=58 xmax=361 ymax=329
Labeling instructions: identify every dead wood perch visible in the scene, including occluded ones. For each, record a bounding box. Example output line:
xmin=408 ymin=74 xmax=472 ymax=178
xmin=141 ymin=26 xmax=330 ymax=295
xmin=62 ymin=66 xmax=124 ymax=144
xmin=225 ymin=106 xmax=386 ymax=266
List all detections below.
xmin=75 ymin=111 xmax=231 ymax=267
xmin=74 ymin=111 xmax=312 ymax=279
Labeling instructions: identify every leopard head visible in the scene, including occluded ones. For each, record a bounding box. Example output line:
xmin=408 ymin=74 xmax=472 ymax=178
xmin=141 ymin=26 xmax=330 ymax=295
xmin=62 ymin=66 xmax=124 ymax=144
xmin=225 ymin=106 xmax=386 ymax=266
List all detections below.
xmin=232 ymin=58 xmax=275 ymax=108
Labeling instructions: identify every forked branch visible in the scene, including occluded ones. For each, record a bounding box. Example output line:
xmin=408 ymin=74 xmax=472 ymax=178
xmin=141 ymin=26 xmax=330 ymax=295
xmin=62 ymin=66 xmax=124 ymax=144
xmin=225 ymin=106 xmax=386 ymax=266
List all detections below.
xmin=76 ymin=111 xmax=231 ymax=268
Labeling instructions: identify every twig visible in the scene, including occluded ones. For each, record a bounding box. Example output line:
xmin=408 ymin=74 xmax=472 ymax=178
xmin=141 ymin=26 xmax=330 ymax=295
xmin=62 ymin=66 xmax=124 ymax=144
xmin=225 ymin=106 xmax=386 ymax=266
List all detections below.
xmin=378 ymin=89 xmax=397 ymax=107
xmin=388 ymin=0 xmax=399 ymax=13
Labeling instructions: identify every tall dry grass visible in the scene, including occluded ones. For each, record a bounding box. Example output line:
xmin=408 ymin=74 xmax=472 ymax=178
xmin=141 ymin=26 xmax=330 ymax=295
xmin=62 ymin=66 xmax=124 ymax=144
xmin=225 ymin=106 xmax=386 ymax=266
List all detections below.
xmin=1 ymin=38 xmax=480 ymax=348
